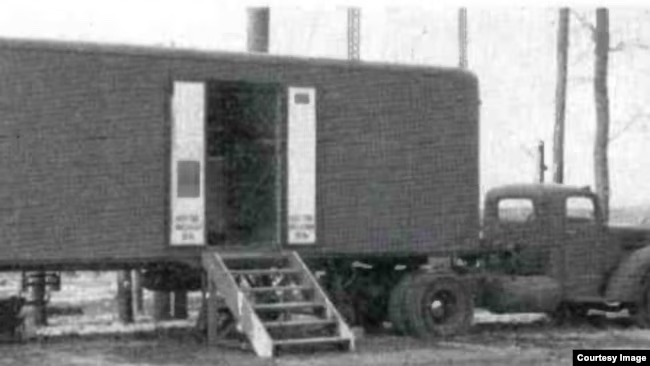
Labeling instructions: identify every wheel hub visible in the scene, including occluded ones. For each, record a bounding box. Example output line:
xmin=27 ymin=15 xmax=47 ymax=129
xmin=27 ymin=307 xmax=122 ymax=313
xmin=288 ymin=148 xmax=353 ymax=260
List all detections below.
xmin=426 ymin=290 xmax=457 ymax=324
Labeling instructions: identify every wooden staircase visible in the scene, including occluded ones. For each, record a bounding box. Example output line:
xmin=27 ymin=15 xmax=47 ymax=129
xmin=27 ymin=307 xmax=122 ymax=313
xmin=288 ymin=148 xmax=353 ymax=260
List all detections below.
xmin=201 ymin=250 xmax=355 ymax=357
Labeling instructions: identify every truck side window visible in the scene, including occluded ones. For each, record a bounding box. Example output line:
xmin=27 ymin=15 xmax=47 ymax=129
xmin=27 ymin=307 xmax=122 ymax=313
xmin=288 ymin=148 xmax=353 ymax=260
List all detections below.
xmin=566 ymin=196 xmax=595 ymax=223
xmin=498 ymin=199 xmax=535 ymax=223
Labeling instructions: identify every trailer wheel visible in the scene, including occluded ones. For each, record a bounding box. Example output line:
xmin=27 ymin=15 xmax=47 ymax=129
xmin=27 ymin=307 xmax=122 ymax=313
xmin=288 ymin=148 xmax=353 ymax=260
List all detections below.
xmin=388 ymin=273 xmax=415 ymax=335
xmin=404 ymin=273 xmax=473 ymax=338
xmin=631 ymin=271 xmax=650 ymax=327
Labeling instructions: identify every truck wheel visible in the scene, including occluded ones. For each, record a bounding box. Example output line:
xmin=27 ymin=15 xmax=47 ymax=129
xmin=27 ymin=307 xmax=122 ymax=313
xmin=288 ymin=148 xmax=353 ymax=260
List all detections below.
xmin=632 ymin=271 xmax=650 ymax=327
xmin=388 ymin=273 xmax=415 ymax=335
xmin=549 ymin=303 xmax=589 ymax=326
xmin=404 ymin=273 xmax=473 ymax=338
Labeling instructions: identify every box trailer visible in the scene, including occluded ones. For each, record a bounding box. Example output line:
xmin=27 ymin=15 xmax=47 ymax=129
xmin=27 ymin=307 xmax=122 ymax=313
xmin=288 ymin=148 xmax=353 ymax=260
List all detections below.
xmin=0 ymin=38 xmax=482 ymax=355
xmin=0 ymin=38 xmax=478 ymax=267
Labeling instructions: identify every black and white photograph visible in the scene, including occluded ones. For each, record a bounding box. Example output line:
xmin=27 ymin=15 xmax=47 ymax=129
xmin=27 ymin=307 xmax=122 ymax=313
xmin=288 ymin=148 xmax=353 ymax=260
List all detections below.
xmin=1 ymin=1 xmax=649 ymax=365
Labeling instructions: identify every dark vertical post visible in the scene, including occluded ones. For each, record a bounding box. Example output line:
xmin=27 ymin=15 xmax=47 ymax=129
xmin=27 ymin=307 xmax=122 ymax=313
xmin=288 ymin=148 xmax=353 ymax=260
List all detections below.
xmin=537 ymin=141 xmax=546 ymax=183
xmin=247 ymin=8 xmax=270 ymax=53
xmin=553 ymin=8 xmax=570 ymax=184
xmin=173 ymin=291 xmax=188 ymax=319
xmin=28 ymin=271 xmax=47 ymax=326
xmin=206 ymin=279 xmax=218 ymax=345
xmin=152 ymin=291 xmax=172 ymax=321
xmin=458 ymin=8 xmax=468 ymax=69
xmin=132 ymin=270 xmax=144 ymax=314
xmin=116 ymin=270 xmax=134 ymax=323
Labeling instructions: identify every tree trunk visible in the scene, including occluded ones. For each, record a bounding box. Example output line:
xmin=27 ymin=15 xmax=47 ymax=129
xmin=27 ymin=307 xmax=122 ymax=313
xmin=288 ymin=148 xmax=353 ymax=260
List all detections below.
xmin=553 ymin=8 xmax=570 ymax=184
xmin=594 ymin=8 xmax=610 ymax=221
xmin=116 ymin=270 xmax=134 ymax=324
xmin=458 ymin=8 xmax=468 ymax=69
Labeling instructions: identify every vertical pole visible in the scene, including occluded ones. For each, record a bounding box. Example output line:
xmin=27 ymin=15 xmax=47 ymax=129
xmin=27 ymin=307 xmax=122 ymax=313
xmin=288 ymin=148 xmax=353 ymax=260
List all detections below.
xmin=458 ymin=8 xmax=468 ymax=69
xmin=247 ymin=7 xmax=270 ymax=53
xmin=537 ymin=141 xmax=546 ymax=183
xmin=594 ymin=8 xmax=610 ymax=222
xmin=553 ymin=8 xmax=570 ymax=184
xmin=116 ymin=270 xmax=134 ymax=323
xmin=173 ymin=291 xmax=188 ymax=319
xmin=347 ymin=8 xmax=361 ymax=60
xmin=132 ymin=270 xmax=144 ymax=314
xmin=206 ymin=279 xmax=218 ymax=345
xmin=152 ymin=291 xmax=172 ymax=321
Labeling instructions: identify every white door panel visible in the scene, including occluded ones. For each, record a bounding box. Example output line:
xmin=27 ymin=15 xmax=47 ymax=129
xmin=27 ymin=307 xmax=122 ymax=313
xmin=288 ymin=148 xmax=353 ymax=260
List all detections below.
xmin=170 ymin=81 xmax=205 ymax=246
xmin=287 ymin=87 xmax=317 ymax=245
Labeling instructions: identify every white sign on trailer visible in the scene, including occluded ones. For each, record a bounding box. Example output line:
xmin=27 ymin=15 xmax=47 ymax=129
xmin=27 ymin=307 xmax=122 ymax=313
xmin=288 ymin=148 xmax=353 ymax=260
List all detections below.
xmin=170 ymin=81 xmax=206 ymax=246
xmin=287 ymin=87 xmax=317 ymax=245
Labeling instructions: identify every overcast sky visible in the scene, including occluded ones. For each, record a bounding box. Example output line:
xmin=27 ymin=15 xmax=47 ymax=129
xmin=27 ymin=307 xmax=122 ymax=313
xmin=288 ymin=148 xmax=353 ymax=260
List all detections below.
xmin=0 ymin=2 xmax=648 ymax=207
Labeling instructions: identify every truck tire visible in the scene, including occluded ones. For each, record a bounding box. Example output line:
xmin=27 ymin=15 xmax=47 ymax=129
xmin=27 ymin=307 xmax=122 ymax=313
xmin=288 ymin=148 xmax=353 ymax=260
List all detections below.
xmin=403 ymin=273 xmax=473 ymax=338
xmin=631 ymin=271 xmax=650 ymax=327
xmin=549 ymin=303 xmax=589 ymax=326
xmin=388 ymin=273 xmax=415 ymax=335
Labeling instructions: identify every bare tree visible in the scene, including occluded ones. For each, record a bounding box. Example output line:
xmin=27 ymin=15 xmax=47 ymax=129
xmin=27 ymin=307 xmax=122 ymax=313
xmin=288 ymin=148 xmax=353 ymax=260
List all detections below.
xmin=594 ymin=8 xmax=610 ymax=220
xmin=553 ymin=8 xmax=570 ymax=184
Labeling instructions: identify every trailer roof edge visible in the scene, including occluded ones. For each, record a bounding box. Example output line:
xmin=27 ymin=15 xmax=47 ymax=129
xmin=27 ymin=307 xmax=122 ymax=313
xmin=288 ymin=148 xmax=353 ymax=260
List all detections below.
xmin=0 ymin=36 xmax=477 ymax=81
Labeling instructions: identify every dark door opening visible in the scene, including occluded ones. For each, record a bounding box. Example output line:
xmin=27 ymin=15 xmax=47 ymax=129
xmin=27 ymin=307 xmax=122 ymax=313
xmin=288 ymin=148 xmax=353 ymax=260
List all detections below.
xmin=206 ymin=82 xmax=282 ymax=246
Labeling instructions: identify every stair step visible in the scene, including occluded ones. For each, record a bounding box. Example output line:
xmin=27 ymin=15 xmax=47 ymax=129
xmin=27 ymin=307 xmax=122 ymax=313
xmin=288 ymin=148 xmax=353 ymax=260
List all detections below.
xmin=245 ymin=285 xmax=312 ymax=293
xmin=218 ymin=252 xmax=290 ymax=261
xmin=254 ymin=301 xmax=323 ymax=311
xmin=273 ymin=336 xmax=350 ymax=347
xmin=230 ymin=268 xmax=299 ymax=276
xmin=264 ymin=318 xmax=336 ymax=328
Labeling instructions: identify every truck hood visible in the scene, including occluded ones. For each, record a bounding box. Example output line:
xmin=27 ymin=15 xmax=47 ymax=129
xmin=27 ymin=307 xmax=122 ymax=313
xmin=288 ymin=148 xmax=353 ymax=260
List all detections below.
xmin=608 ymin=224 xmax=650 ymax=250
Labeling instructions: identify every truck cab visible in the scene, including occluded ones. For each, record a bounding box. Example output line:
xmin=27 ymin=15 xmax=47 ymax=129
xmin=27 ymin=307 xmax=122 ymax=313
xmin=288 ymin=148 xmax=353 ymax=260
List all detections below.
xmin=481 ymin=184 xmax=621 ymax=302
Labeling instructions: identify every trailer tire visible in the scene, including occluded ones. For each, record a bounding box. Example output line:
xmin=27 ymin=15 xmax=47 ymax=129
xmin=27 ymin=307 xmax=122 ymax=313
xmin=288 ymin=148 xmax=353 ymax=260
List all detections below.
xmin=404 ymin=273 xmax=473 ymax=338
xmin=388 ymin=273 xmax=415 ymax=335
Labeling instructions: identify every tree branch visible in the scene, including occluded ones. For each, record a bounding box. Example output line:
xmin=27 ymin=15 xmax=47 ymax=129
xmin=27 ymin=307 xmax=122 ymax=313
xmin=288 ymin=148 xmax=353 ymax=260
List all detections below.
xmin=571 ymin=9 xmax=595 ymax=33
xmin=610 ymin=41 xmax=650 ymax=52
xmin=609 ymin=113 xmax=650 ymax=143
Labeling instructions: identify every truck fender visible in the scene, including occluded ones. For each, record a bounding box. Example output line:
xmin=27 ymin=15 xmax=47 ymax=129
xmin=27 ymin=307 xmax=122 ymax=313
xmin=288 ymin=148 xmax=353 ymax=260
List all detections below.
xmin=605 ymin=246 xmax=650 ymax=303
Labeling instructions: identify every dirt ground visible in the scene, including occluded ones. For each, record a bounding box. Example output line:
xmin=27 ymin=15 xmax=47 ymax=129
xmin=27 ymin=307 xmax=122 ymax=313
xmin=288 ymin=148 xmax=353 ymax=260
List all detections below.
xmin=2 ymin=272 xmax=650 ymax=366
xmin=2 ymin=319 xmax=650 ymax=366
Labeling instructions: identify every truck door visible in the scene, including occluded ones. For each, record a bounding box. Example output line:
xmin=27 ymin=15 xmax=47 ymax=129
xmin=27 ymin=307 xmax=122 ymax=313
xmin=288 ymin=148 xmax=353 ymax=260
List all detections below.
xmin=562 ymin=195 xmax=606 ymax=299
xmin=494 ymin=198 xmax=549 ymax=275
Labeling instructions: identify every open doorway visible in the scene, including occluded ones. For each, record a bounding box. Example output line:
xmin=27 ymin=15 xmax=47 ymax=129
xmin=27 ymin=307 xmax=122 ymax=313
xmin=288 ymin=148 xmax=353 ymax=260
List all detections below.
xmin=205 ymin=82 xmax=282 ymax=246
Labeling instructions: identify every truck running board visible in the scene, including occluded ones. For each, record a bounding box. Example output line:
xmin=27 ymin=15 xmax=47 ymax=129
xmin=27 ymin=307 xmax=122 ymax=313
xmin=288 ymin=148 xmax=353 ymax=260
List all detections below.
xmin=201 ymin=250 xmax=355 ymax=357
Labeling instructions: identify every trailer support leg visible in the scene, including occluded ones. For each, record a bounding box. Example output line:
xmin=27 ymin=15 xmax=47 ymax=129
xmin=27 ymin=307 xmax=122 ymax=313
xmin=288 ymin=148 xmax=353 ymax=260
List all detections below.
xmin=116 ymin=270 xmax=134 ymax=324
xmin=173 ymin=291 xmax=188 ymax=319
xmin=152 ymin=291 xmax=171 ymax=321
xmin=27 ymin=271 xmax=47 ymax=326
